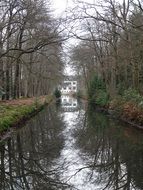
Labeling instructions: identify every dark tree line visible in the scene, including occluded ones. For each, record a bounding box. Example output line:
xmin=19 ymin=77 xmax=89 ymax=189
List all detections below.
xmin=0 ymin=0 xmax=64 ymax=100
xmin=69 ymin=0 xmax=143 ymax=97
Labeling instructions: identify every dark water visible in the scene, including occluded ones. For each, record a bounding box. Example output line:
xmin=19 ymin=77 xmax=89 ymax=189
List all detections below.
xmin=0 ymin=96 xmax=143 ymax=190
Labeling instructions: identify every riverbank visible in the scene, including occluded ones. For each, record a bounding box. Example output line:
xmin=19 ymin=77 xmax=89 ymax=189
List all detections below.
xmin=109 ymin=98 xmax=143 ymax=130
xmin=0 ymin=96 xmax=53 ymax=134
xmin=77 ymin=93 xmax=143 ymax=130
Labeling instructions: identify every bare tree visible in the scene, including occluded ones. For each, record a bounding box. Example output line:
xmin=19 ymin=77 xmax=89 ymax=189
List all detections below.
xmin=0 ymin=0 xmax=64 ymax=100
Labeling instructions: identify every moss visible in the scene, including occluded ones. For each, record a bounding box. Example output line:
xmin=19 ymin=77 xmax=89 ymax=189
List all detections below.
xmin=0 ymin=105 xmax=34 ymax=132
xmin=0 ymin=95 xmax=53 ymax=133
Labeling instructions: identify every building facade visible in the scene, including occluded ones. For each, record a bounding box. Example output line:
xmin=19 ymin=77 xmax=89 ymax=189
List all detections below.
xmin=60 ymin=76 xmax=77 ymax=94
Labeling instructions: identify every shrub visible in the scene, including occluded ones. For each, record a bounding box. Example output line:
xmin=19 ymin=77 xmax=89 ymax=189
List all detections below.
xmin=34 ymin=97 xmax=40 ymax=108
xmin=88 ymin=75 xmax=106 ymax=100
xmin=54 ymin=88 xmax=61 ymax=98
xmin=44 ymin=95 xmax=53 ymax=104
xmin=94 ymin=90 xmax=109 ymax=106
xmin=88 ymin=74 xmax=109 ymax=106
xmin=122 ymin=88 xmax=143 ymax=107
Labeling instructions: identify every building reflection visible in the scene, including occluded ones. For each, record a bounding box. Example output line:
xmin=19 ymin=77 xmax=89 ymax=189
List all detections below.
xmin=60 ymin=95 xmax=78 ymax=112
xmin=1 ymin=100 xmax=143 ymax=190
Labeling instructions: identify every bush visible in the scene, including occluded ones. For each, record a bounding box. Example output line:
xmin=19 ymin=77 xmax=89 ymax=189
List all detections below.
xmin=94 ymin=90 xmax=109 ymax=106
xmin=88 ymin=75 xmax=106 ymax=100
xmin=54 ymin=88 xmax=61 ymax=98
xmin=88 ymin=74 xmax=109 ymax=106
xmin=109 ymin=95 xmax=125 ymax=113
xmin=122 ymin=88 xmax=143 ymax=107
xmin=34 ymin=97 xmax=40 ymax=108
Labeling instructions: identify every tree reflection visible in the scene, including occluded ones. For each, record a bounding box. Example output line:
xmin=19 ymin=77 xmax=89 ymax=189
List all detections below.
xmin=1 ymin=102 xmax=143 ymax=190
xmin=74 ymin=105 xmax=143 ymax=190
xmin=0 ymin=106 xmax=70 ymax=190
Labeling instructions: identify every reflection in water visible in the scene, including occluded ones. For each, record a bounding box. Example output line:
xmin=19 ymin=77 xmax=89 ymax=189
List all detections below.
xmin=60 ymin=95 xmax=78 ymax=112
xmin=0 ymin=106 xmax=68 ymax=190
xmin=0 ymin=97 xmax=143 ymax=189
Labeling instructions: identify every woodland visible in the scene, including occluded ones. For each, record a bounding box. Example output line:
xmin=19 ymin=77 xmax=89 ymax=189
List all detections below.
xmin=0 ymin=0 xmax=64 ymax=100
xmin=1 ymin=0 xmax=143 ymax=116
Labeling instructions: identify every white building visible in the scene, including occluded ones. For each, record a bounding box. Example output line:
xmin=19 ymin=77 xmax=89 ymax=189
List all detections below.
xmin=60 ymin=80 xmax=77 ymax=94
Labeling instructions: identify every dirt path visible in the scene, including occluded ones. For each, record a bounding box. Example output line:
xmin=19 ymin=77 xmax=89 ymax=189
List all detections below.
xmin=0 ymin=96 xmax=47 ymax=107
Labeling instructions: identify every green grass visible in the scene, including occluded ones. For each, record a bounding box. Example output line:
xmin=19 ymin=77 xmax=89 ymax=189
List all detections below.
xmin=0 ymin=105 xmax=36 ymax=132
xmin=0 ymin=95 xmax=53 ymax=133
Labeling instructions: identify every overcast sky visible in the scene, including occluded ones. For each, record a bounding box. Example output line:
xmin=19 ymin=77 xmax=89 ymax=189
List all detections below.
xmin=52 ymin=0 xmax=70 ymax=15
xmin=52 ymin=0 xmax=96 ymax=75
xmin=52 ymin=0 xmax=96 ymax=16
xmin=52 ymin=0 xmax=75 ymax=75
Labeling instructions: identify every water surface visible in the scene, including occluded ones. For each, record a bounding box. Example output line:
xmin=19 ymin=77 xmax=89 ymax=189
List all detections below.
xmin=0 ymin=96 xmax=143 ymax=190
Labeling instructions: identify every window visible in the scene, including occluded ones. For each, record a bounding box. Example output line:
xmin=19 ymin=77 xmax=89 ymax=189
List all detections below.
xmin=64 ymin=82 xmax=71 ymax=85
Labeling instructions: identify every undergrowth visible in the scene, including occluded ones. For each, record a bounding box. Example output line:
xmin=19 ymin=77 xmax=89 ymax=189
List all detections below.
xmin=0 ymin=95 xmax=52 ymax=132
xmin=0 ymin=105 xmax=36 ymax=132
xmin=109 ymin=89 xmax=143 ymax=125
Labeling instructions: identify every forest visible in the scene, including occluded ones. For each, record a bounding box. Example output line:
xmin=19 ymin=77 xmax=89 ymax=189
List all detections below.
xmin=1 ymin=1 xmax=143 ymax=189
xmin=0 ymin=0 xmax=64 ymax=100
xmin=1 ymin=0 xmax=143 ymax=100
xmin=1 ymin=0 xmax=143 ymax=125
xmin=69 ymin=0 xmax=143 ymax=125
xmin=70 ymin=0 xmax=143 ymax=96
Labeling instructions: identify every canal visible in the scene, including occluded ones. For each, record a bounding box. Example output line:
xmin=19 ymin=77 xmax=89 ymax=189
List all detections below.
xmin=0 ymin=96 xmax=143 ymax=190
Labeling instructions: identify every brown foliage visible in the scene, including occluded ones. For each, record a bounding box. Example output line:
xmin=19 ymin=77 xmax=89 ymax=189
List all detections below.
xmin=122 ymin=102 xmax=143 ymax=124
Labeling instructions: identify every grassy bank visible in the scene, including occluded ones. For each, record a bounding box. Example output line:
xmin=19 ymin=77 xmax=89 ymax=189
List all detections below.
xmin=109 ymin=89 xmax=143 ymax=128
xmin=78 ymin=87 xmax=143 ymax=129
xmin=82 ymin=75 xmax=143 ymax=129
xmin=0 ymin=96 xmax=53 ymax=133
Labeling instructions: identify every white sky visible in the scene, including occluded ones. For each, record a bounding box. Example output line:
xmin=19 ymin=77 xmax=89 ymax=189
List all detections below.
xmin=52 ymin=0 xmax=70 ymax=15
xmin=52 ymin=0 xmax=96 ymax=75
xmin=52 ymin=0 xmax=96 ymax=16
xmin=52 ymin=0 xmax=75 ymax=75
